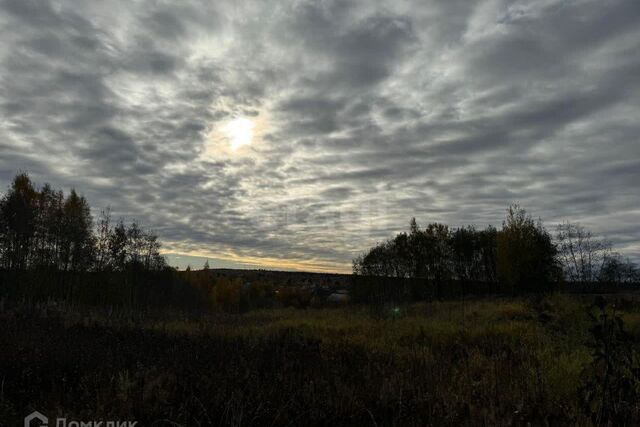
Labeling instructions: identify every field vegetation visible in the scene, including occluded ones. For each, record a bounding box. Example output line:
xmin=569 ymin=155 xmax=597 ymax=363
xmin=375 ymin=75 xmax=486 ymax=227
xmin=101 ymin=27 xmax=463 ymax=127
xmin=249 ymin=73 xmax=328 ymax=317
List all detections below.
xmin=2 ymin=294 xmax=640 ymax=426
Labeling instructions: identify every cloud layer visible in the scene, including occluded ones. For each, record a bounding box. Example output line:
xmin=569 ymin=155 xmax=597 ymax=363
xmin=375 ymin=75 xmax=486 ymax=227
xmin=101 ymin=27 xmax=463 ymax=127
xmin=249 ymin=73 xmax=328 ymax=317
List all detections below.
xmin=1 ymin=0 xmax=639 ymax=272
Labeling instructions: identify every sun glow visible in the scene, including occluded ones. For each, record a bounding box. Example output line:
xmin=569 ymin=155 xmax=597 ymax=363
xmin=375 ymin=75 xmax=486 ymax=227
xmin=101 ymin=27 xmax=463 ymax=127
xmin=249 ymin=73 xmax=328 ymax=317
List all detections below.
xmin=225 ymin=117 xmax=255 ymax=150
xmin=202 ymin=113 xmax=269 ymax=161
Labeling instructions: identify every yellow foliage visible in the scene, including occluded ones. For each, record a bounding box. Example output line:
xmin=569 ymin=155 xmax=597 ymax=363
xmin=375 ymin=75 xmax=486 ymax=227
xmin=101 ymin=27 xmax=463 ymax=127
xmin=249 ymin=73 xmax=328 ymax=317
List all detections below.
xmin=212 ymin=277 xmax=243 ymax=312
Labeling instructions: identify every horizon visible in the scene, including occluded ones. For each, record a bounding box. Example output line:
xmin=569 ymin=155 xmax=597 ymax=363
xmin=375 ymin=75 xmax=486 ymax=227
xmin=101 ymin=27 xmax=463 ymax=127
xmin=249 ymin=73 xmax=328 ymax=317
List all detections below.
xmin=1 ymin=0 xmax=639 ymax=273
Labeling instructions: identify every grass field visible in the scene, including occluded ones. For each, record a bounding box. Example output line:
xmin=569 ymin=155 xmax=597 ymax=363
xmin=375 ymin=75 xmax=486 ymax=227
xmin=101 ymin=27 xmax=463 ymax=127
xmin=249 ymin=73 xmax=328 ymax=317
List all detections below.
xmin=2 ymin=294 xmax=640 ymax=426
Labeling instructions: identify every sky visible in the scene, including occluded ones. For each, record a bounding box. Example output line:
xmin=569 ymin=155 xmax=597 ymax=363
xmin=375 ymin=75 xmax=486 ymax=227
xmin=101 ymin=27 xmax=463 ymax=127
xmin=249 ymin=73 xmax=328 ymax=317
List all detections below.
xmin=0 ymin=0 xmax=639 ymax=273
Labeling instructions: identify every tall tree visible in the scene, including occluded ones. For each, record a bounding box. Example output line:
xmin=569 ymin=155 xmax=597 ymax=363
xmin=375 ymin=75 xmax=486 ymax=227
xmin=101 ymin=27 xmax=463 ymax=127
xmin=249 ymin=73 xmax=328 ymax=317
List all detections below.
xmin=423 ymin=223 xmax=452 ymax=283
xmin=109 ymin=220 xmax=128 ymax=272
xmin=142 ymin=229 xmax=164 ymax=271
xmin=60 ymin=190 xmax=94 ymax=272
xmin=497 ymin=204 xmax=560 ymax=292
xmin=126 ymin=221 xmax=145 ymax=269
xmin=94 ymin=208 xmax=112 ymax=272
xmin=0 ymin=173 xmax=38 ymax=269
xmin=32 ymin=183 xmax=64 ymax=269
xmin=0 ymin=172 xmax=168 ymax=275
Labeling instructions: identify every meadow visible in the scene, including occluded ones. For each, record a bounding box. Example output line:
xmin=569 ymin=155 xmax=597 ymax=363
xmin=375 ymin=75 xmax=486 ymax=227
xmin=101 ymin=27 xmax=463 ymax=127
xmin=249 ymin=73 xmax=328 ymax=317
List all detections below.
xmin=2 ymin=294 xmax=640 ymax=426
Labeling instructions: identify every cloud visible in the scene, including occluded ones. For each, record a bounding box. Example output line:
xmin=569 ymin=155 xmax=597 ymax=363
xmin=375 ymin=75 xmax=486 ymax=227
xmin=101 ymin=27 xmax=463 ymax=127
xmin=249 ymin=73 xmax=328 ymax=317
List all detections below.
xmin=1 ymin=0 xmax=639 ymax=272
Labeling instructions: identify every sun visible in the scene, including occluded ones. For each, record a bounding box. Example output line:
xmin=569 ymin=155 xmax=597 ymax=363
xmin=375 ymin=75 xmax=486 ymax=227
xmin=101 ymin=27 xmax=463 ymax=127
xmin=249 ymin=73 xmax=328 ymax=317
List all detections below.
xmin=224 ymin=117 xmax=255 ymax=150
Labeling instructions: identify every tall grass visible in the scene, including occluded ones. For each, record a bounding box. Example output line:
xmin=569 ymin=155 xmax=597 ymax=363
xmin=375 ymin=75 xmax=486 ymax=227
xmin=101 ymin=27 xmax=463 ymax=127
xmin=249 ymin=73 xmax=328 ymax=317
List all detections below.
xmin=1 ymin=294 xmax=639 ymax=425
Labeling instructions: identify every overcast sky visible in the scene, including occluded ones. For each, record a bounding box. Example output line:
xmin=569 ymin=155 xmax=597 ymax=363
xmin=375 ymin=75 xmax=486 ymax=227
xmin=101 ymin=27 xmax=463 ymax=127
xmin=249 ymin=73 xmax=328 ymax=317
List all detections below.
xmin=1 ymin=0 xmax=639 ymax=272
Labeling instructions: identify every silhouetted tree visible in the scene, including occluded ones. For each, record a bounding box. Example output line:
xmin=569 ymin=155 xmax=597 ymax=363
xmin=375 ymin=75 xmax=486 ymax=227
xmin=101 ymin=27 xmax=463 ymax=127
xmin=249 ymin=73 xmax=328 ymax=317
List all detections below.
xmin=451 ymin=225 xmax=497 ymax=283
xmin=0 ymin=173 xmax=38 ymax=269
xmin=600 ymin=253 xmax=639 ymax=284
xmin=556 ymin=221 xmax=611 ymax=284
xmin=60 ymin=190 xmax=94 ymax=272
xmin=0 ymin=172 xmax=182 ymax=307
xmin=109 ymin=220 xmax=128 ymax=272
xmin=126 ymin=221 xmax=145 ymax=269
xmin=32 ymin=183 xmax=64 ymax=269
xmin=95 ymin=208 xmax=112 ymax=272
xmin=353 ymin=241 xmax=395 ymax=277
xmin=422 ymin=223 xmax=453 ymax=283
xmin=142 ymin=229 xmax=165 ymax=270
xmin=391 ymin=232 xmax=413 ymax=278
xmin=497 ymin=204 xmax=560 ymax=292
xmin=478 ymin=226 xmax=498 ymax=283
xmin=354 ymin=218 xmax=497 ymax=287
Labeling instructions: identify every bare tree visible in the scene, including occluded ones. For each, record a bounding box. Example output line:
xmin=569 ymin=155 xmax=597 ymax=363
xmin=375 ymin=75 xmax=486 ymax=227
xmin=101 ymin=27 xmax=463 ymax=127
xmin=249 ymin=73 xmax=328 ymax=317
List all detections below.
xmin=556 ymin=222 xmax=611 ymax=284
xmin=95 ymin=208 xmax=111 ymax=271
xmin=600 ymin=252 xmax=640 ymax=284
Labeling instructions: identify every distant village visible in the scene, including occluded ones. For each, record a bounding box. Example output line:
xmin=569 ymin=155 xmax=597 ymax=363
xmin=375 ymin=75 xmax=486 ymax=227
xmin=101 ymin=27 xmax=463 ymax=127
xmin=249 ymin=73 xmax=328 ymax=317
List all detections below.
xmin=202 ymin=268 xmax=352 ymax=303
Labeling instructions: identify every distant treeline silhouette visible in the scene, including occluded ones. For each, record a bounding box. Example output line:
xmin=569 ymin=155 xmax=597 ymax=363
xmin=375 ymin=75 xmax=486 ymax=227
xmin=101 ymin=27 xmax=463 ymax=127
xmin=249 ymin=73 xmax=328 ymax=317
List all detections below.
xmin=2 ymin=172 xmax=638 ymax=309
xmin=353 ymin=205 xmax=639 ymax=300
xmin=0 ymin=173 xmax=165 ymax=272
xmin=0 ymin=173 xmax=203 ymax=308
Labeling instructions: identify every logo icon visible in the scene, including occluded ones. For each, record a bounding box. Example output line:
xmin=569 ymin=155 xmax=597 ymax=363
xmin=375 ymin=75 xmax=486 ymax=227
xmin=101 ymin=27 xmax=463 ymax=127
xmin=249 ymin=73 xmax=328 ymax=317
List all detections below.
xmin=24 ymin=411 xmax=48 ymax=427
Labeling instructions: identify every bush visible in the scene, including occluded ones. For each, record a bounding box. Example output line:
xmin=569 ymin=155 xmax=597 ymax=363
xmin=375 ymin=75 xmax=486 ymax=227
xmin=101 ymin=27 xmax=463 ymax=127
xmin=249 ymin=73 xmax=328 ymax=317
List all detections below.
xmin=276 ymin=286 xmax=312 ymax=308
xmin=212 ymin=277 xmax=243 ymax=312
xmin=579 ymin=297 xmax=640 ymax=424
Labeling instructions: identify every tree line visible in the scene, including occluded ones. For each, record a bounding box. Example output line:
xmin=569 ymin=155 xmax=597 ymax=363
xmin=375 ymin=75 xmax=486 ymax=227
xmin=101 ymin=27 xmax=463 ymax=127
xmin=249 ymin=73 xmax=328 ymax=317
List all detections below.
xmin=0 ymin=173 xmax=166 ymax=273
xmin=2 ymin=171 xmax=638 ymax=308
xmin=354 ymin=204 xmax=639 ymax=293
xmin=0 ymin=173 xmax=204 ymax=309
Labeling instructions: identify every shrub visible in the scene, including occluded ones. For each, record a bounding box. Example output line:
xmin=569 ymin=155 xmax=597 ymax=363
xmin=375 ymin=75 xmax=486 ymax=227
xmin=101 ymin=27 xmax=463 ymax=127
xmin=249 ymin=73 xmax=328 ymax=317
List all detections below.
xmin=276 ymin=286 xmax=312 ymax=308
xmin=212 ymin=277 xmax=243 ymax=312
xmin=579 ymin=296 xmax=640 ymax=424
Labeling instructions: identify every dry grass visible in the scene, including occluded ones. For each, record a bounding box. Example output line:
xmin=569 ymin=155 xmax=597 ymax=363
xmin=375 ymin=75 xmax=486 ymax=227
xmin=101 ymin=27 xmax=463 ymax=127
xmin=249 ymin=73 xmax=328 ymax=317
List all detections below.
xmin=1 ymin=294 xmax=639 ymax=426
